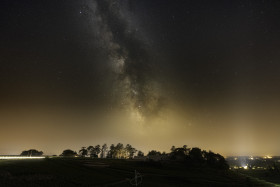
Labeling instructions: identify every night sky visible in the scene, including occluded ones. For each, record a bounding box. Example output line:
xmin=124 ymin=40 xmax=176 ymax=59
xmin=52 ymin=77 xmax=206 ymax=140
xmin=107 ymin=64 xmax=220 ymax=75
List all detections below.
xmin=1 ymin=0 xmax=280 ymax=156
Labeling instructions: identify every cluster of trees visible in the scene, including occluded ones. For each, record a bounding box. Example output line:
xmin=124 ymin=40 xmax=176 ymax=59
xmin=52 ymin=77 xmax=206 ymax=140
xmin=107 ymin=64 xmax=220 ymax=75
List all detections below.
xmin=60 ymin=149 xmax=77 ymax=157
xmin=58 ymin=143 xmax=138 ymax=159
xmin=20 ymin=149 xmax=43 ymax=156
xmin=78 ymin=144 xmax=108 ymax=158
xmin=146 ymin=145 xmax=228 ymax=169
xmin=107 ymin=143 xmax=137 ymax=159
xmin=19 ymin=145 xmax=228 ymax=169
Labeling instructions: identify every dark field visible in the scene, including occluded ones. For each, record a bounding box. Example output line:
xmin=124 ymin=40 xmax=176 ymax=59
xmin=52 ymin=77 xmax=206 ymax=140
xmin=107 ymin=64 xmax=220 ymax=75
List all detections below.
xmin=0 ymin=158 xmax=278 ymax=186
xmin=238 ymin=169 xmax=280 ymax=186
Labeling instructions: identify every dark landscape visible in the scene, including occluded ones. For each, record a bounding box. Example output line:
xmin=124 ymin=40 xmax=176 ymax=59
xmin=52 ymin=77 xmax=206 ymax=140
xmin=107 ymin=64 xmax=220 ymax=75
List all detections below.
xmin=0 ymin=146 xmax=280 ymax=186
xmin=0 ymin=157 xmax=278 ymax=186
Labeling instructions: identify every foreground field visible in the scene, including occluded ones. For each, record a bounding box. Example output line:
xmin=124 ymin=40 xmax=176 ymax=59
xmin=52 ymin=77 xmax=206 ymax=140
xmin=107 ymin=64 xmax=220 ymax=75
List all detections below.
xmin=238 ymin=169 xmax=280 ymax=186
xmin=0 ymin=158 xmax=277 ymax=186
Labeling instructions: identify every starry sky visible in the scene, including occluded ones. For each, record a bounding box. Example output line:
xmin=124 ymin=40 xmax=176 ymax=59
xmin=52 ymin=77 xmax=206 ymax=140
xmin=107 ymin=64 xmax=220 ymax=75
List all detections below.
xmin=1 ymin=0 xmax=280 ymax=156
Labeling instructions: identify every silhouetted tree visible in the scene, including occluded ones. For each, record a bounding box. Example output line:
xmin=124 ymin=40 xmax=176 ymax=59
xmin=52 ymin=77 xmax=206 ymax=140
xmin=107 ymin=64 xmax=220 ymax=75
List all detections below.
xmin=79 ymin=147 xmax=88 ymax=157
xmin=94 ymin=145 xmax=101 ymax=157
xmin=101 ymin=144 xmax=108 ymax=158
xmin=171 ymin=146 xmax=176 ymax=152
xmin=189 ymin=147 xmax=203 ymax=162
xmin=125 ymin=144 xmax=137 ymax=159
xmin=87 ymin=146 xmax=94 ymax=157
xmin=60 ymin=149 xmax=77 ymax=157
xmin=214 ymin=153 xmax=229 ymax=169
xmin=107 ymin=144 xmax=115 ymax=158
xmin=147 ymin=150 xmax=161 ymax=156
xmin=87 ymin=145 xmax=101 ymax=158
xmin=170 ymin=146 xmax=189 ymax=160
xmin=115 ymin=143 xmax=124 ymax=158
xmin=204 ymin=151 xmax=216 ymax=165
xmin=20 ymin=149 xmax=43 ymax=156
xmin=137 ymin=151 xmax=144 ymax=157
xmin=106 ymin=143 xmax=137 ymax=159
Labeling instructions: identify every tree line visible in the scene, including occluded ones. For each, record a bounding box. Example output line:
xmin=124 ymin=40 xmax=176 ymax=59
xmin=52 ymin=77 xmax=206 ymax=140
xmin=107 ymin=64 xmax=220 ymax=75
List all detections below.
xmin=20 ymin=144 xmax=228 ymax=169
xmin=60 ymin=143 xmax=137 ymax=159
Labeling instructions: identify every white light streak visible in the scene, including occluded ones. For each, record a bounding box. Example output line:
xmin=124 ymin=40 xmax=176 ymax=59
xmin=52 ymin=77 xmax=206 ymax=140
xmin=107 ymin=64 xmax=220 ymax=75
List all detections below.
xmin=0 ymin=156 xmax=45 ymax=160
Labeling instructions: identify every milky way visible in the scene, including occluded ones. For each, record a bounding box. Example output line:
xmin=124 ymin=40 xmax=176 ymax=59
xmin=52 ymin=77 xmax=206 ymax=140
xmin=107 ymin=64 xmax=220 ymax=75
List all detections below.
xmin=82 ymin=0 xmax=164 ymax=122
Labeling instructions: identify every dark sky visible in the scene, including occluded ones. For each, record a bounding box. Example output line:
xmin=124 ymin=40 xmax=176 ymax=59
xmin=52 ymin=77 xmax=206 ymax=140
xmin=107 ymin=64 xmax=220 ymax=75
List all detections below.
xmin=1 ymin=0 xmax=280 ymax=156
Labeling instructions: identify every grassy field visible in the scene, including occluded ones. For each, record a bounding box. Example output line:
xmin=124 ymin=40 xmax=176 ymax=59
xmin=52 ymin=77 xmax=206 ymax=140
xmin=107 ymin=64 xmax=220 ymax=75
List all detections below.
xmin=237 ymin=169 xmax=280 ymax=186
xmin=0 ymin=158 xmax=278 ymax=186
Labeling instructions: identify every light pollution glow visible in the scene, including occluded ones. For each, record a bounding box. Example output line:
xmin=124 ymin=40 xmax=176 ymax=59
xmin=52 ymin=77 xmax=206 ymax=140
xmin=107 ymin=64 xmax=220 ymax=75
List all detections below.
xmin=1 ymin=0 xmax=280 ymax=157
